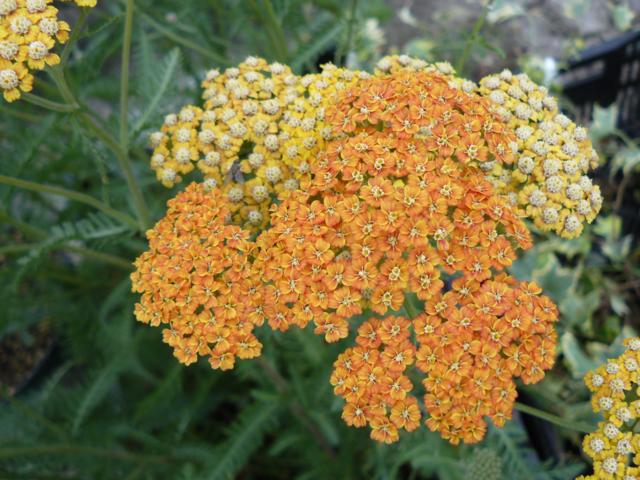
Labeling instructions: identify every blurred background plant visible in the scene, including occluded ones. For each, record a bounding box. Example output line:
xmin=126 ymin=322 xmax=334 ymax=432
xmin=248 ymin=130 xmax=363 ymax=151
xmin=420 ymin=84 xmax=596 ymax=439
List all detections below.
xmin=0 ymin=0 xmax=638 ymax=478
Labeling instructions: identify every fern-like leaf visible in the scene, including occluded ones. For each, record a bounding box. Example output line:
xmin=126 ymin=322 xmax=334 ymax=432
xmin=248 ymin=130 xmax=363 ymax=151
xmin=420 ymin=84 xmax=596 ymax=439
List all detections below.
xmin=72 ymin=360 xmax=123 ymax=436
xmin=205 ymin=399 xmax=281 ymax=480
xmin=51 ymin=212 xmax=131 ymax=243
xmin=488 ymin=423 xmax=533 ymax=480
xmin=132 ymin=45 xmax=182 ymax=135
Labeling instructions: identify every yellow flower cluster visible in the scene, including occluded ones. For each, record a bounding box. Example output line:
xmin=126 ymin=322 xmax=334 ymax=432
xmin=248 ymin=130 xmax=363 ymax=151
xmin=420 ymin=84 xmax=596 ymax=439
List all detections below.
xmin=0 ymin=0 xmax=95 ymax=102
xmin=579 ymin=338 xmax=640 ymax=480
xmin=478 ymin=70 xmax=602 ymax=238
xmin=149 ymin=57 xmax=365 ymax=230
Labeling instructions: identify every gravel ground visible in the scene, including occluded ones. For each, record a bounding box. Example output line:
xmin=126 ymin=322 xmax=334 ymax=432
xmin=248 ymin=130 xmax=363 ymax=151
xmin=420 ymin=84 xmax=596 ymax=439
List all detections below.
xmin=383 ymin=0 xmax=640 ymax=73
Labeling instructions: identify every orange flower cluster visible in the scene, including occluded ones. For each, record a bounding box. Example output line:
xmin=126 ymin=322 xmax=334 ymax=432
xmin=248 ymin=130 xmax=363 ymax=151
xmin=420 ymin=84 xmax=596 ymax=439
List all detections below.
xmin=0 ymin=0 xmax=97 ymax=102
xmin=133 ymin=65 xmax=579 ymax=446
xmin=331 ymin=317 xmax=420 ymax=444
xmin=251 ymin=71 xmax=558 ymax=443
xmin=415 ymin=276 xmax=557 ymax=443
xmin=131 ymin=184 xmax=264 ymax=371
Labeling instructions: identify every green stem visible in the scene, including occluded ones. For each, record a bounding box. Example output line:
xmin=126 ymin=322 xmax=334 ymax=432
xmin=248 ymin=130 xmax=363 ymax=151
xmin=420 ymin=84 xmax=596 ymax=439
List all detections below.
xmin=0 ymin=175 xmax=139 ymax=230
xmin=455 ymin=0 xmax=494 ymax=74
xmin=250 ymin=0 xmax=288 ymax=62
xmin=257 ymin=358 xmax=335 ymax=458
xmin=138 ymin=10 xmax=229 ymax=65
xmin=120 ymin=0 xmax=134 ymax=148
xmin=48 ymin=68 xmax=151 ymax=232
xmin=21 ymin=93 xmax=78 ymax=112
xmin=514 ymin=402 xmax=594 ymax=434
xmin=403 ymin=296 xmax=420 ymax=319
xmin=0 ymin=105 xmax=42 ymax=122
xmin=117 ymin=0 xmax=151 ymax=230
xmin=0 ymin=210 xmax=44 ymax=238
xmin=263 ymin=0 xmax=288 ymax=61
xmin=64 ymin=245 xmax=133 ymax=270
xmin=0 ymin=244 xmax=31 ymax=255
xmin=335 ymin=0 xmax=359 ymax=66
xmin=0 ymin=242 xmax=132 ymax=270
xmin=48 ymin=68 xmax=77 ymax=106
xmin=80 ymin=111 xmax=123 ymax=156
xmin=0 ymin=445 xmax=169 ymax=464
xmin=61 ymin=9 xmax=89 ymax=65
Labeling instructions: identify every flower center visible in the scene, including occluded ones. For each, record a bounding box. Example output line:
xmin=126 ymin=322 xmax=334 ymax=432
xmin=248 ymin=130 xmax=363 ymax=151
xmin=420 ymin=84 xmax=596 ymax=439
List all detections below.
xmin=0 ymin=69 xmax=18 ymax=90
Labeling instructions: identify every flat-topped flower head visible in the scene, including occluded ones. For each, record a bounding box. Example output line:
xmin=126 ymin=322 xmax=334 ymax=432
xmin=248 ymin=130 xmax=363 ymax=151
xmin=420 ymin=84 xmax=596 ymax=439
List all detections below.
xmin=477 ymin=70 xmax=602 ymax=238
xmin=148 ymin=57 xmax=304 ymax=230
xmin=131 ymin=183 xmax=265 ymax=370
xmin=254 ymin=70 xmax=557 ymax=444
xmin=0 ymin=0 xmax=90 ymax=102
xmin=135 ymin=57 xmax=604 ymax=447
xmin=579 ymin=338 xmax=640 ymax=480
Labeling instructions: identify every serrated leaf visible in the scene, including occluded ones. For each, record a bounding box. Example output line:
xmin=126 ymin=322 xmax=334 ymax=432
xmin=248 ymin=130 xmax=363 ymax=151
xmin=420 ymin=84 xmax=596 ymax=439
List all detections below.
xmin=132 ymin=47 xmax=182 ymax=135
xmin=72 ymin=361 xmax=123 ymax=436
xmin=205 ymin=400 xmax=281 ymax=480
xmin=50 ymin=213 xmax=132 ymax=247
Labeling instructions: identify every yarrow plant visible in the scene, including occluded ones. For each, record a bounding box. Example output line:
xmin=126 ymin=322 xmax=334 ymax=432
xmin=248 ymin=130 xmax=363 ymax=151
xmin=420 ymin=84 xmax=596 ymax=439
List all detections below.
xmin=0 ymin=0 xmax=96 ymax=102
xmin=132 ymin=55 xmax=601 ymax=445
xmin=579 ymin=338 xmax=640 ymax=480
